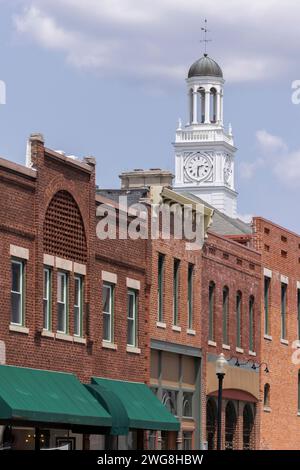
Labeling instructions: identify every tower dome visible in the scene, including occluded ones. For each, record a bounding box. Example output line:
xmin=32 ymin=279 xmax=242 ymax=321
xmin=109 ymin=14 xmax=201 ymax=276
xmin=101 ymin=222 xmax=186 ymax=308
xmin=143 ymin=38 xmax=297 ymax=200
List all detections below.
xmin=188 ymin=54 xmax=223 ymax=78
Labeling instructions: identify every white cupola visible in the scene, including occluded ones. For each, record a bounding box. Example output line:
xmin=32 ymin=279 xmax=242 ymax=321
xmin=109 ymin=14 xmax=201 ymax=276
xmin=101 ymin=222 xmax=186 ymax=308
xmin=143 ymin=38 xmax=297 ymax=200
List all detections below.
xmin=174 ymin=53 xmax=238 ymax=219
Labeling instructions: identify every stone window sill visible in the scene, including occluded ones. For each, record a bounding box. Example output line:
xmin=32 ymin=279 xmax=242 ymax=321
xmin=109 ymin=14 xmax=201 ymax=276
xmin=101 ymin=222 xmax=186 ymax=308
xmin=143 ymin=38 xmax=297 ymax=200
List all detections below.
xmin=156 ymin=322 xmax=166 ymax=329
xmin=9 ymin=324 xmax=29 ymax=335
xmin=208 ymin=340 xmax=217 ymax=347
xmin=264 ymin=407 xmax=271 ymax=413
xmin=172 ymin=325 xmax=181 ymax=332
xmin=280 ymin=339 xmax=289 ymax=345
xmin=41 ymin=330 xmax=55 ymax=338
xmin=56 ymin=333 xmax=74 ymax=342
xmin=73 ymin=336 xmax=87 ymax=345
xmin=264 ymin=334 xmax=272 ymax=341
xmin=249 ymin=350 xmax=256 ymax=356
xmin=102 ymin=340 xmax=117 ymax=350
xmin=222 ymin=344 xmax=231 ymax=350
xmin=236 ymin=347 xmax=244 ymax=354
xmin=126 ymin=345 xmax=141 ymax=354
xmin=187 ymin=329 xmax=196 ymax=336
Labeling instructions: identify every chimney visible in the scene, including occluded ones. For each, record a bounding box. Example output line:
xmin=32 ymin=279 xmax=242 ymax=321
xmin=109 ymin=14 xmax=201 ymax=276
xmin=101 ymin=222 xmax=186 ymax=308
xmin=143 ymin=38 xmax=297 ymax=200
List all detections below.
xmin=119 ymin=169 xmax=174 ymax=189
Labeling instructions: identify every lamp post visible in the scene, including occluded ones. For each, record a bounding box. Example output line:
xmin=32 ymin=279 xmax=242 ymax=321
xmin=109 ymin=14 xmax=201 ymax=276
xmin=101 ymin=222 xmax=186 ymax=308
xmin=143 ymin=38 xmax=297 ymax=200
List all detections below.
xmin=216 ymin=353 xmax=228 ymax=451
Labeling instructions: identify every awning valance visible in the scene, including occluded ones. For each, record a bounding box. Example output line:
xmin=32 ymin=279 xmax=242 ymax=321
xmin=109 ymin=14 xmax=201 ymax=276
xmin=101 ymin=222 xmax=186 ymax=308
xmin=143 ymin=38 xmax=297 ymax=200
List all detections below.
xmin=0 ymin=365 xmax=111 ymax=429
xmin=89 ymin=377 xmax=180 ymax=435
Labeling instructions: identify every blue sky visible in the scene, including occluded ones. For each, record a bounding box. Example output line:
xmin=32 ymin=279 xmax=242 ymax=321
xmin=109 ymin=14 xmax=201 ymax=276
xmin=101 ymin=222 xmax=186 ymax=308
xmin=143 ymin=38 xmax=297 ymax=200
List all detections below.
xmin=1 ymin=1 xmax=300 ymax=232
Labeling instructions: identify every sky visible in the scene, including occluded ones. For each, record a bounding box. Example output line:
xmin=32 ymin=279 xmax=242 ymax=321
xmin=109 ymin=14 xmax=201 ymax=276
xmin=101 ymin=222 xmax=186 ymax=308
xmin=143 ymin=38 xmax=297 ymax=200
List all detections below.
xmin=1 ymin=0 xmax=300 ymax=232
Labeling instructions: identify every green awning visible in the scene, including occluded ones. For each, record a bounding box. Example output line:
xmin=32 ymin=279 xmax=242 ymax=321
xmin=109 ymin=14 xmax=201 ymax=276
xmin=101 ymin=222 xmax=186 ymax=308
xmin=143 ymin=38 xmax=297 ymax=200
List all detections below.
xmin=90 ymin=377 xmax=180 ymax=434
xmin=0 ymin=365 xmax=111 ymax=429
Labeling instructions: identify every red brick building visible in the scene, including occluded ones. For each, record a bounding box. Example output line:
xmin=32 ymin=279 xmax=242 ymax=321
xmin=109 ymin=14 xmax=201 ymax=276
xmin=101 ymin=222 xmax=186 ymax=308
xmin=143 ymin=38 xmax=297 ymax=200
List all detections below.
xmin=0 ymin=134 xmax=178 ymax=450
xmin=252 ymin=217 xmax=300 ymax=449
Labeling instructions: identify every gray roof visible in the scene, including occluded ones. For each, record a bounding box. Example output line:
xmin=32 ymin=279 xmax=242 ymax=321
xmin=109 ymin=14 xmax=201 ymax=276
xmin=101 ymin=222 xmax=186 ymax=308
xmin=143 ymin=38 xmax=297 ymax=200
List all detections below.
xmin=96 ymin=188 xmax=148 ymax=206
xmin=180 ymin=191 xmax=252 ymax=236
xmin=97 ymin=187 xmax=252 ymax=237
xmin=188 ymin=54 xmax=223 ymax=79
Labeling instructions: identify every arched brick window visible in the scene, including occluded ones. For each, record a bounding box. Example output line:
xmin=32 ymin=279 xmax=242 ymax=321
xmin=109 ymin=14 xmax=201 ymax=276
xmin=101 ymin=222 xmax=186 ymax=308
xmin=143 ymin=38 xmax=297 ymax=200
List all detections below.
xmin=43 ymin=190 xmax=87 ymax=263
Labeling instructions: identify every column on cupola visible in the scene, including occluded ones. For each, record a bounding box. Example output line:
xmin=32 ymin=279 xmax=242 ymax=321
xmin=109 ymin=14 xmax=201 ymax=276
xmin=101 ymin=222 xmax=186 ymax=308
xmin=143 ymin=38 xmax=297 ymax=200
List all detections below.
xmin=216 ymin=90 xmax=221 ymax=124
xmin=220 ymin=91 xmax=224 ymax=125
xmin=205 ymin=89 xmax=211 ymax=124
xmin=192 ymin=87 xmax=198 ymax=124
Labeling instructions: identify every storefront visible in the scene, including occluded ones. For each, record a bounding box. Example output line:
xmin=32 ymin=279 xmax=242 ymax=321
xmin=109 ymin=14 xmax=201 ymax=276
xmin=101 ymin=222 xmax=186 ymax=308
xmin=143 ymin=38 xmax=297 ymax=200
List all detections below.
xmin=0 ymin=365 xmax=179 ymax=450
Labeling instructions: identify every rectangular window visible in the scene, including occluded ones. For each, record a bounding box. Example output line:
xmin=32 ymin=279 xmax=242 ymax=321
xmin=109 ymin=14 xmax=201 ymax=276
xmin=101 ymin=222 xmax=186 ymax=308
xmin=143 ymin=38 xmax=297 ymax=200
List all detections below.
xmin=298 ymin=289 xmax=300 ymax=341
xmin=264 ymin=276 xmax=271 ymax=336
xmin=11 ymin=260 xmax=24 ymax=326
xmin=222 ymin=287 xmax=229 ymax=345
xmin=183 ymin=431 xmax=193 ymax=451
xmin=249 ymin=296 xmax=255 ymax=351
xmin=158 ymin=254 xmax=165 ymax=322
xmin=208 ymin=282 xmax=215 ymax=341
xmin=188 ymin=264 xmax=194 ymax=330
xmin=74 ymin=275 xmax=83 ymax=337
xmin=43 ymin=267 xmax=52 ymax=330
xmin=236 ymin=292 xmax=242 ymax=348
xmin=57 ymin=272 xmax=68 ymax=334
xmin=127 ymin=289 xmax=138 ymax=347
xmin=102 ymin=283 xmax=114 ymax=342
xmin=281 ymin=283 xmax=287 ymax=340
xmin=173 ymin=259 xmax=180 ymax=326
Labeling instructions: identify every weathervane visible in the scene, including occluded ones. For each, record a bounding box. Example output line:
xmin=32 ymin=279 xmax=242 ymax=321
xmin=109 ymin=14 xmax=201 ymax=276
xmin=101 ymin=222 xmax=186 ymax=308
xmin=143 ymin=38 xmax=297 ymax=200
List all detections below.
xmin=200 ymin=19 xmax=212 ymax=55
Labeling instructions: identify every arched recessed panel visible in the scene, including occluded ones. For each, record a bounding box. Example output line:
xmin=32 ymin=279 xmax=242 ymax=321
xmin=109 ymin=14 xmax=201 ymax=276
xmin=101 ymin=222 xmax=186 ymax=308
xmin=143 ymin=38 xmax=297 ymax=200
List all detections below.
xmin=43 ymin=190 xmax=87 ymax=263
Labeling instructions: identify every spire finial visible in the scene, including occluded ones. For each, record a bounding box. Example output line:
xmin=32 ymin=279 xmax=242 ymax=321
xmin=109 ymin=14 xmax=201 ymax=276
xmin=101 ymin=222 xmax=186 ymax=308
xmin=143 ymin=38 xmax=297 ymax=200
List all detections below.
xmin=200 ymin=19 xmax=212 ymax=55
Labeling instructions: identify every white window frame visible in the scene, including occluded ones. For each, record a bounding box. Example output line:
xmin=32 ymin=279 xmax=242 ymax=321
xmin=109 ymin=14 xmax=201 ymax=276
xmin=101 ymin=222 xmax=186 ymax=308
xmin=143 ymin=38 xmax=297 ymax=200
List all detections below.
xmin=74 ymin=275 xmax=83 ymax=337
xmin=102 ymin=283 xmax=114 ymax=343
xmin=43 ymin=267 xmax=51 ymax=331
xmin=11 ymin=259 xmax=24 ymax=326
xmin=127 ymin=289 xmax=138 ymax=347
xmin=57 ymin=271 xmax=68 ymax=334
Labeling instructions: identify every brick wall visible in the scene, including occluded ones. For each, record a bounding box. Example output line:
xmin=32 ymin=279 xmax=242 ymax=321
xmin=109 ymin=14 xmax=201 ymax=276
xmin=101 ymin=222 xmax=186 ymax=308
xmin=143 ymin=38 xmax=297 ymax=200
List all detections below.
xmin=253 ymin=217 xmax=300 ymax=449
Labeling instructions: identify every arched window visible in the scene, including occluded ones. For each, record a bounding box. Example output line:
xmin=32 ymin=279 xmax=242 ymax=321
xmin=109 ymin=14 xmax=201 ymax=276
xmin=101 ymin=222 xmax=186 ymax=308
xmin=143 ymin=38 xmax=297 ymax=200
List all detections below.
xmin=162 ymin=390 xmax=177 ymax=416
xmin=222 ymin=286 xmax=229 ymax=345
xmin=206 ymin=399 xmax=217 ymax=450
xmin=249 ymin=296 xmax=255 ymax=352
xmin=210 ymin=87 xmax=217 ymax=123
xmin=243 ymin=404 xmax=254 ymax=450
xmin=209 ymin=282 xmax=215 ymax=341
xmin=264 ymin=383 xmax=270 ymax=408
xmin=225 ymin=401 xmax=237 ymax=450
xmin=236 ymin=291 xmax=242 ymax=348
xmin=197 ymin=87 xmax=205 ymax=123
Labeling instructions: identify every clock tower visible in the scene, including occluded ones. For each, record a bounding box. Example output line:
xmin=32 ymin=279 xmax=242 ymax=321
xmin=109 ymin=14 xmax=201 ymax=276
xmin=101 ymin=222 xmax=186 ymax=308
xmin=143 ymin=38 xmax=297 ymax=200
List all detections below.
xmin=174 ymin=53 xmax=238 ymax=218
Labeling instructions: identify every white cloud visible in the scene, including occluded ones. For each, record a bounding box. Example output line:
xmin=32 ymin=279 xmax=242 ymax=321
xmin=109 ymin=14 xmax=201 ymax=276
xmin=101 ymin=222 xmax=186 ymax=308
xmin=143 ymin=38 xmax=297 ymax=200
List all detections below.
xmin=12 ymin=0 xmax=300 ymax=83
xmin=249 ymin=129 xmax=300 ymax=188
xmin=256 ymin=129 xmax=288 ymax=155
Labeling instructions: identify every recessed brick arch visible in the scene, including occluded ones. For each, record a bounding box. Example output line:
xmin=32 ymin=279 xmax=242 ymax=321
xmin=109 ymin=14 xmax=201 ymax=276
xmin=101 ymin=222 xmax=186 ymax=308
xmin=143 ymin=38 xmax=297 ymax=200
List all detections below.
xmin=43 ymin=190 xmax=87 ymax=263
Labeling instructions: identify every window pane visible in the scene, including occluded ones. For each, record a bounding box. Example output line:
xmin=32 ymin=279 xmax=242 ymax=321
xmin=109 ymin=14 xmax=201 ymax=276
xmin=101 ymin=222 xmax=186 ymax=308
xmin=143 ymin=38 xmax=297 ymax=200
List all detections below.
xmin=127 ymin=318 xmax=134 ymax=346
xmin=12 ymin=262 xmax=21 ymax=293
xmin=103 ymin=312 xmax=111 ymax=342
xmin=74 ymin=306 xmax=80 ymax=336
xmin=183 ymin=392 xmax=193 ymax=417
xmin=75 ymin=277 xmax=80 ymax=306
xmin=11 ymin=293 xmax=21 ymax=324
xmin=128 ymin=293 xmax=135 ymax=319
xmin=43 ymin=269 xmax=51 ymax=330
xmin=57 ymin=273 xmax=66 ymax=303
xmin=102 ymin=285 xmax=111 ymax=314
xmin=57 ymin=303 xmax=66 ymax=333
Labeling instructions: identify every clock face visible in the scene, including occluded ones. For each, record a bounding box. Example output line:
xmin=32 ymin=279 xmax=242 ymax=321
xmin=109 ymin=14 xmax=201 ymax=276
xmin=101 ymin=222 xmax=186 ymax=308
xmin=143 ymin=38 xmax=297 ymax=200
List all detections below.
xmin=224 ymin=156 xmax=232 ymax=184
xmin=185 ymin=153 xmax=213 ymax=182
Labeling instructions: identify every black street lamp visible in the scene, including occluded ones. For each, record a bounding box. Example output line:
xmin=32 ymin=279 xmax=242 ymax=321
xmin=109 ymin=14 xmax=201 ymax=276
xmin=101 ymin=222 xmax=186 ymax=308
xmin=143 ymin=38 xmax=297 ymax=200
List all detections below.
xmin=216 ymin=353 xmax=228 ymax=451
